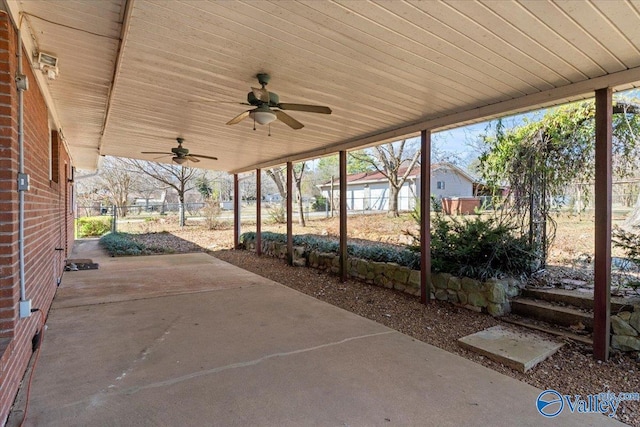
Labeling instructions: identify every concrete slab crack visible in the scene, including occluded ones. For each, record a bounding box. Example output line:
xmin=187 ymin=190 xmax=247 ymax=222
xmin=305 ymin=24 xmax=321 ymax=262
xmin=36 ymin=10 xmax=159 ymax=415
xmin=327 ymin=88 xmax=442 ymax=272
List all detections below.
xmin=108 ymin=315 xmax=181 ymax=389
xmin=60 ymin=330 xmax=395 ymax=411
xmin=122 ymin=330 xmax=394 ymax=395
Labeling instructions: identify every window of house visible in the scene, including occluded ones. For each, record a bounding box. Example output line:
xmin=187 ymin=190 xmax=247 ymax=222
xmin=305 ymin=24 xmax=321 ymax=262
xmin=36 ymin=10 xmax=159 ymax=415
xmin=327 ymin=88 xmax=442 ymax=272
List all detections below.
xmin=437 ymin=181 xmax=445 ymax=190
xmin=49 ymin=122 xmax=60 ymax=182
xmin=50 ymin=129 xmax=59 ymax=183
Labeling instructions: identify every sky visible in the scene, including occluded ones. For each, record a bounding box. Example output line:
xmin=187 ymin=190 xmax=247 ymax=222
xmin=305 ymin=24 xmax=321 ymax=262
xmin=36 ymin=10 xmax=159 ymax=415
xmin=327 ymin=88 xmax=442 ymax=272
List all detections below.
xmin=430 ymin=110 xmax=542 ymax=165
xmin=429 ymin=87 xmax=640 ymax=167
xmin=310 ymin=88 xmax=640 ymax=173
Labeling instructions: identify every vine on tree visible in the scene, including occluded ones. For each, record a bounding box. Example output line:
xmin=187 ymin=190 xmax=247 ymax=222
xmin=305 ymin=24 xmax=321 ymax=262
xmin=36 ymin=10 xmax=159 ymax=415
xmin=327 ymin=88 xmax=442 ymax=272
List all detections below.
xmin=479 ymin=98 xmax=640 ymax=268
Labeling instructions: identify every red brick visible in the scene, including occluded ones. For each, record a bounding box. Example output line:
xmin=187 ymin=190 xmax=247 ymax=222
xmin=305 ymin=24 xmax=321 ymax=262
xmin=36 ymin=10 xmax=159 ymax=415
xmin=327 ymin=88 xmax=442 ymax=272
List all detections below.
xmin=0 ymin=12 xmax=74 ymax=421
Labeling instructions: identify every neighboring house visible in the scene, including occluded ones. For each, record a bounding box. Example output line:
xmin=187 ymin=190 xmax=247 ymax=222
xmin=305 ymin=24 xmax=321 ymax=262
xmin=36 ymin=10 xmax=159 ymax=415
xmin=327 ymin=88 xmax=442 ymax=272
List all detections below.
xmin=264 ymin=193 xmax=283 ymax=203
xmin=317 ymin=162 xmax=479 ymax=212
xmin=0 ymin=17 xmax=74 ymax=422
xmin=132 ymin=190 xmax=167 ymax=209
xmin=431 ymin=163 xmax=477 ymax=199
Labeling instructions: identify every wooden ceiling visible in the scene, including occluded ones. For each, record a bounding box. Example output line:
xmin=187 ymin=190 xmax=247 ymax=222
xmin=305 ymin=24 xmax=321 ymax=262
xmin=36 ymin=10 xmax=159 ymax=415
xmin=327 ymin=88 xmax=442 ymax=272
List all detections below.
xmin=6 ymin=0 xmax=640 ymax=171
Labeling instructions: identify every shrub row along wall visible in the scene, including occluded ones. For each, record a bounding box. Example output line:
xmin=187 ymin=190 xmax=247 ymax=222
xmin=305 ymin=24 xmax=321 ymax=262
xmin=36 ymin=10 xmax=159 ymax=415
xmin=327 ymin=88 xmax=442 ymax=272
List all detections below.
xmin=242 ymin=235 xmax=523 ymax=317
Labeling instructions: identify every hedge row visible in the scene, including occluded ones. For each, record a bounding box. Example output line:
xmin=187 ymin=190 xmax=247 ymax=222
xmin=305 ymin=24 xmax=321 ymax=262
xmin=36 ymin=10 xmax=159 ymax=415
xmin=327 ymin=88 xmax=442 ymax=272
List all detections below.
xmin=240 ymin=232 xmax=420 ymax=270
xmin=99 ymin=232 xmax=174 ymax=257
xmin=77 ymin=216 xmax=111 ymax=237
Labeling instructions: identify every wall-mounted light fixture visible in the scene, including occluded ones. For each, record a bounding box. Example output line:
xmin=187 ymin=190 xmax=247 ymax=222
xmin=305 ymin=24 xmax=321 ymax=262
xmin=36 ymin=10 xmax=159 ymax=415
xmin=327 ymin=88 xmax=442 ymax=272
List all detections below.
xmin=36 ymin=51 xmax=59 ymax=80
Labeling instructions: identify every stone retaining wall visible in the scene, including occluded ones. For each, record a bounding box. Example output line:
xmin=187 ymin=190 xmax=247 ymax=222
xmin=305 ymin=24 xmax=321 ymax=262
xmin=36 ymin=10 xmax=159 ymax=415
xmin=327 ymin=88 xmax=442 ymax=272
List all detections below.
xmin=244 ymin=236 xmax=523 ymax=317
xmin=611 ymin=308 xmax=640 ymax=351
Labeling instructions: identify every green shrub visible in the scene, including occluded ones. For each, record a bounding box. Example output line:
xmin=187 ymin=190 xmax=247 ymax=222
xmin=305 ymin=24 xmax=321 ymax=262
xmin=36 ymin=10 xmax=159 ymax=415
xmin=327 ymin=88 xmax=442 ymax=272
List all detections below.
xmin=77 ymin=216 xmax=112 ymax=237
xmin=99 ymin=232 xmax=175 ymax=256
xmin=244 ymin=212 xmax=535 ymax=280
xmin=613 ymin=226 xmax=640 ymax=267
xmin=430 ymin=195 xmax=442 ymax=213
xmin=99 ymin=233 xmax=145 ymax=256
xmin=312 ymin=196 xmax=328 ymax=212
xmin=425 ymin=214 xmax=536 ymax=280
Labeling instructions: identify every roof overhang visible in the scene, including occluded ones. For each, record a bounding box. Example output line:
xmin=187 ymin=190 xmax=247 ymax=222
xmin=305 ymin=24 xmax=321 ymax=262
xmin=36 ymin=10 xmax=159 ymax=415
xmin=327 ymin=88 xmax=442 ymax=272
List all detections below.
xmin=5 ymin=0 xmax=640 ymax=172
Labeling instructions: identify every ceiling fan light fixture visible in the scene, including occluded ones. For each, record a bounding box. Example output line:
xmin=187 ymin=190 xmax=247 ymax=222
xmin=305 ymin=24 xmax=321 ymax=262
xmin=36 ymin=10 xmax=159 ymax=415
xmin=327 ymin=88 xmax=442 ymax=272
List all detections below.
xmin=250 ymin=109 xmax=277 ymax=125
xmin=173 ymin=157 xmax=188 ymax=165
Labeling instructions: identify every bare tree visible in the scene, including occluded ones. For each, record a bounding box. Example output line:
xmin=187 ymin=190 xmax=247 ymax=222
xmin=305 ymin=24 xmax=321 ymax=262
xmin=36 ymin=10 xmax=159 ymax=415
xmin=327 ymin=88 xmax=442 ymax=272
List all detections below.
xmin=265 ymin=167 xmax=286 ymax=200
xmin=75 ymin=171 xmax=108 ymax=217
xmin=126 ymin=159 xmax=204 ymax=227
xmin=350 ymin=140 xmax=421 ymax=217
xmin=97 ymin=156 xmax=143 ymax=217
xmin=293 ymin=163 xmax=306 ymax=226
xmin=265 ymin=163 xmax=307 ymax=226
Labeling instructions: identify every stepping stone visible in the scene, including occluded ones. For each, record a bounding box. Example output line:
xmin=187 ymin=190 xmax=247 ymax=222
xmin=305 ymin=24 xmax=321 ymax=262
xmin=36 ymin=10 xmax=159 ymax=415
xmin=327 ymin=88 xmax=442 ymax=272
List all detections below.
xmin=65 ymin=259 xmax=99 ymax=271
xmin=66 ymin=258 xmax=93 ymax=265
xmin=458 ymin=325 xmax=563 ymax=373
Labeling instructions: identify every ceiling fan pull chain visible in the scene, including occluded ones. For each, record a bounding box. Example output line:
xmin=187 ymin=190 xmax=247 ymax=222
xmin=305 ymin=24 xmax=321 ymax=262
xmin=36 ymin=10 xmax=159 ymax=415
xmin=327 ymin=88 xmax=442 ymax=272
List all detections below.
xmin=268 ymin=123 xmax=271 ymax=137
xmin=253 ymin=117 xmax=256 ymax=131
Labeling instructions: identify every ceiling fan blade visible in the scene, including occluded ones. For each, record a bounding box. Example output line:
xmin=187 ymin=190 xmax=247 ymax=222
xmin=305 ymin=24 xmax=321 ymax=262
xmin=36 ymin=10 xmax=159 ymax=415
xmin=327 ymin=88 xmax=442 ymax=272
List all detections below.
xmin=185 ymin=155 xmax=201 ymax=163
xmin=191 ymin=154 xmax=218 ymax=161
xmin=275 ymin=110 xmax=304 ymax=130
xmin=189 ymin=100 xmax=251 ymax=106
xmin=252 ymin=87 xmax=270 ymax=103
xmin=226 ymin=110 xmax=251 ymax=125
xmin=277 ymin=103 xmax=332 ymax=114
xmin=141 ymin=151 xmax=172 ymax=155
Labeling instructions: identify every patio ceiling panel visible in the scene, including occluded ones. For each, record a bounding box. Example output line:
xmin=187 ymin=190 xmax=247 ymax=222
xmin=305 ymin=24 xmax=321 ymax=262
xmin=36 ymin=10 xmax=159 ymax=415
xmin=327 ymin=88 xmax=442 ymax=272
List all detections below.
xmin=519 ymin=1 xmax=637 ymax=72
xmin=5 ymin=0 xmax=640 ymax=172
xmin=329 ymin=0 xmax=557 ymax=93
xmin=361 ymin=1 xmax=567 ymax=92
xmin=14 ymin=0 xmax=124 ymax=170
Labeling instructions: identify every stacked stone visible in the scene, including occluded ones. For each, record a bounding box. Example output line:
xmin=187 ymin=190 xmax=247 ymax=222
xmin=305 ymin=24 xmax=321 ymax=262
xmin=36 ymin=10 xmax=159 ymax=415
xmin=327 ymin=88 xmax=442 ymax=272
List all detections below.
xmin=431 ymin=273 xmax=521 ymax=316
xmin=611 ymin=310 xmax=640 ymax=351
xmin=242 ymin=235 xmax=522 ymax=315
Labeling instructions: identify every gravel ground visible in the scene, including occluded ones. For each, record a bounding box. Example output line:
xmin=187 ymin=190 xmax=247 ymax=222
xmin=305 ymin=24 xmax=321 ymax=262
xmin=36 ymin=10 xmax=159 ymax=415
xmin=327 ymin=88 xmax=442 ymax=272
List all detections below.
xmin=214 ymin=249 xmax=640 ymax=426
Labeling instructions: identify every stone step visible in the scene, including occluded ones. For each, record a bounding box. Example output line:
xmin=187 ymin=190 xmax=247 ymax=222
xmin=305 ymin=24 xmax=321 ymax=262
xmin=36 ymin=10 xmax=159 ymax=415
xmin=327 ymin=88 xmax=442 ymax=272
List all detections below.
xmin=511 ymin=298 xmax=593 ymax=331
xmin=501 ymin=317 xmax=593 ymax=346
xmin=521 ymin=288 xmax=635 ymax=312
xmin=458 ymin=325 xmax=564 ymax=373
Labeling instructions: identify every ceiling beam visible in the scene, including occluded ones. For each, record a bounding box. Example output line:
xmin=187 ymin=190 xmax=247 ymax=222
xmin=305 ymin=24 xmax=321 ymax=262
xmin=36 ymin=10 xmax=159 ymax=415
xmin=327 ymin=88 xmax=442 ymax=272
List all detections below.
xmin=98 ymin=0 xmax=134 ymax=155
xmin=2 ymin=0 xmax=72 ymax=164
xmin=231 ymin=66 xmax=640 ymax=173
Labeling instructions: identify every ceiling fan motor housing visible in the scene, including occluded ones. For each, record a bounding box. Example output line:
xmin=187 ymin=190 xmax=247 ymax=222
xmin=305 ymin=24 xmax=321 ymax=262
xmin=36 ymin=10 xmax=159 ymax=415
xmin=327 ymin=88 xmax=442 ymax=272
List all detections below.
xmin=247 ymin=91 xmax=279 ymax=106
xmin=171 ymin=146 xmax=188 ymax=156
xmin=256 ymin=73 xmax=270 ymax=85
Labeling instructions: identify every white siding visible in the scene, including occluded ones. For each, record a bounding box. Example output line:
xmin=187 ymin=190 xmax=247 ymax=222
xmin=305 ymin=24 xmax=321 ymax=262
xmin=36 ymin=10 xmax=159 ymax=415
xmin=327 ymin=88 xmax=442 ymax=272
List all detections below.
xmin=322 ymin=180 xmax=418 ymax=212
xmin=429 ymin=169 xmax=473 ymax=198
xmin=320 ymin=165 xmax=472 ymax=211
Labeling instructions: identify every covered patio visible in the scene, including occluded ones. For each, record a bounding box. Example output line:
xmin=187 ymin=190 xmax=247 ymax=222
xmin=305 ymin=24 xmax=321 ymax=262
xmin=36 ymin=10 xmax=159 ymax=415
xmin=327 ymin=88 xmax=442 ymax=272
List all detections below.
xmin=5 ymin=0 xmax=640 ymax=367
xmin=4 ymin=1 xmax=640 ymax=424
xmin=13 ymin=241 xmax=620 ymax=426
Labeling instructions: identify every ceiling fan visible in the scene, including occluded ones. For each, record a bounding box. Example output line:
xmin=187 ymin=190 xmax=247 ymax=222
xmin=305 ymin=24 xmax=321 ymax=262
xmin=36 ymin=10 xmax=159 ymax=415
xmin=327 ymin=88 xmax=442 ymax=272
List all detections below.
xmin=226 ymin=73 xmax=332 ymax=130
xmin=141 ymin=138 xmax=218 ymax=165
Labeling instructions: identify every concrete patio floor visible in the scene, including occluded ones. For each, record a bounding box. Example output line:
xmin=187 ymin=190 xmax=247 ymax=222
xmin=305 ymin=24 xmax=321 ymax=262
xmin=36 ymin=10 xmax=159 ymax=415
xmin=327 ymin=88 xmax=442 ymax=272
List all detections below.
xmin=16 ymin=240 xmax=621 ymax=426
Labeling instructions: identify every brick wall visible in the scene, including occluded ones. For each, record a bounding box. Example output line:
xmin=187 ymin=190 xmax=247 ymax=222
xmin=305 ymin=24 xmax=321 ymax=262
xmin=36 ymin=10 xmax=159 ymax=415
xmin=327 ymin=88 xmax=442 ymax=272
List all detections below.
xmin=0 ymin=12 xmax=73 ymax=424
